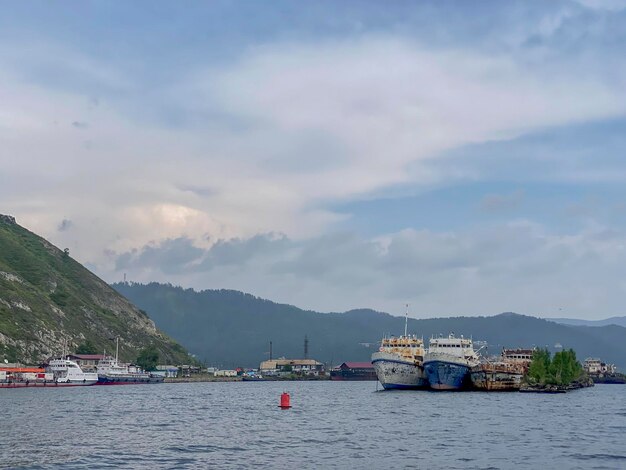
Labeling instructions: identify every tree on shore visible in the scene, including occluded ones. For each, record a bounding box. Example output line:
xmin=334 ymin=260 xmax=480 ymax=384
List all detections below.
xmin=75 ymin=340 xmax=98 ymax=355
xmin=526 ymin=348 xmax=584 ymax=386
xmin=136 ymin=345 xmax=159 ymax=371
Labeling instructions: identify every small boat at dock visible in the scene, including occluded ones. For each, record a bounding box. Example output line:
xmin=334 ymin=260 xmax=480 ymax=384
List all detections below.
xmin=0 ymin=359 xmax=98 ymax=388
xmin=96 ymin=338 xmax=163 ymax=385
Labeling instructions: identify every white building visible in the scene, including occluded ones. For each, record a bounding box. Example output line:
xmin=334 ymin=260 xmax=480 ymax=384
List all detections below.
xmin=214 ymin=369 xmax=238 ymax=377
xmin=259 ymin=358 xmax=324 ymax=376
xmin=584 ymin=358 xmax=616 ymax=374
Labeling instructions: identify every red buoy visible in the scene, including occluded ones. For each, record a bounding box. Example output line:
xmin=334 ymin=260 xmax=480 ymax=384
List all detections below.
xmin=279 ymin=392 xmax=291 ymax=409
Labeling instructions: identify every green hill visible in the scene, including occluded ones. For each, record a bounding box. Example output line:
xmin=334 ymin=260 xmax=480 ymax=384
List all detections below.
xmin=113 ymin=282 xmax=626 ymax=370
xmin=0 ymin=215 xmax=189 ymax=364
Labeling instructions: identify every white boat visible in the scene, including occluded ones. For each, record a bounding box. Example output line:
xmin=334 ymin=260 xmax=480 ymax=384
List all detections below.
xmin=423 ymin=334 xmax=480 ymax=390
xmin=96 ymin=338 xmax=163 ymax=385
xmin=371 ymin=305 xmax=427 ymax=390
xmin=46 ymin=358 xmax=99 ymax=386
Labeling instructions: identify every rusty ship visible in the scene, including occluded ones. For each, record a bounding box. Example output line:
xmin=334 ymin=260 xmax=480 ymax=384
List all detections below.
xmin=371 ymin=305 xmax=427 ymax=389
xmin=423 ymin=334 xmax=480 ymax=390
xmin=470 ymin=348 xmax=534 ymax=391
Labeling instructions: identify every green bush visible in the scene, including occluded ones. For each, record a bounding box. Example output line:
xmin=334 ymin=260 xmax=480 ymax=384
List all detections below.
xmin=136 ymin=345 xmax=159 ymax=371
xmin=526 ymin=348 xmax=584 ymax=385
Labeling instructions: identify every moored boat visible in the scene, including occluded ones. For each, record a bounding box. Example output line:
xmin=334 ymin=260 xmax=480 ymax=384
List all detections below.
xmin=46 ymin=358 xmax=99 ymax=386
xmin=423 ymin=334 xmax=479 ymax=391
xmin=95 ymin=338 xmax=163 ymax=385
xmin=371 ymin=305 xmax=427 ymax=390
xmin=96 ymin=356 xmax=164 ymax=385
xmin=1 ymin=357 xmax=98 ymax=388
xmin=471 ymin=348 xmax=533 ymax=391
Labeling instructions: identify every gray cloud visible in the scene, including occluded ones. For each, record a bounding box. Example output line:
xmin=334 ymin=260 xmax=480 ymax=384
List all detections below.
xmin=110 ymin=224 xmax=626 ymax=318
xmin=115 ymin=237 xmax=205 ymax=275
xmin=57 ymin=218 xmax=73 ymax=232
xmin=3 ymin=4 xmax=626 ymax=320
xmin=71 ymin=121 xmax=89 ymax=129
xmin=177 ymin=184 xmax=217 ymax=198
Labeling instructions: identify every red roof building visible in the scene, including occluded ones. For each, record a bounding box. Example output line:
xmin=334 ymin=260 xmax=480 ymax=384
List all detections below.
xmin=330 ymin=361 xmax=377 ymax=381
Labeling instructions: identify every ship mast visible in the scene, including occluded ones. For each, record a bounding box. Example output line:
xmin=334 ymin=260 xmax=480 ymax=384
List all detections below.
xmin=115 ymin=336 xmax=119 ymax=364
xmin=404 ymin=303 xmax=409 ymax=337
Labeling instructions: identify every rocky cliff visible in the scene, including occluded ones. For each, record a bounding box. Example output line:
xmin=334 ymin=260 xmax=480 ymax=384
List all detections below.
xmin=0 ymin=214 xmax=189 ymax=364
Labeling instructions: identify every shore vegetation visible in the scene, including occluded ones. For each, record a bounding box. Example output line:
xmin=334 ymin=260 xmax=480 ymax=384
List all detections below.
xmin=526 ymin=348 xmax=585 ymax=386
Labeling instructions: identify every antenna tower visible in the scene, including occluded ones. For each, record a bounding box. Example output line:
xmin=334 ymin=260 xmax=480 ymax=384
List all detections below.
xmin=404 ymin=304 xmax=409 ymax=337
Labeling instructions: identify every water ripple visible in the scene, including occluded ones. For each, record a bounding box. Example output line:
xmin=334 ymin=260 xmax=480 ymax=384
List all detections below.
xmin=0 ymin=383 xmax=624 ymax=469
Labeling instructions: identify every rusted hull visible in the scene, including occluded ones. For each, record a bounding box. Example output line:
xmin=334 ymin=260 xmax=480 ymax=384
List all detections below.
xmin=423 ymin=359 xmax=472 ymax=391
xmin=371 ymin=352 xmax=427 ymax=389
xmin=470 ymin=370 xmax=524 ymax=391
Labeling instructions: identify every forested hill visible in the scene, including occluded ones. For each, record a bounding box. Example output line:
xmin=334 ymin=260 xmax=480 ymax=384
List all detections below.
xmin=113 ymin=282 xmax=626 ymax=370
xmin=0 ymin=215 xmax=189 ymax=364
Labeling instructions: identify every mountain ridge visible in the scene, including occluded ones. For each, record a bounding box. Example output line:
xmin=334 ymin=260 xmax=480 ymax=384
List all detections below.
xmin=113 ymin=282 xmax=626 ymax=370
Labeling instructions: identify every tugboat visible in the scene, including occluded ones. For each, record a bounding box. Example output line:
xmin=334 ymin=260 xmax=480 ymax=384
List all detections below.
xmin=371 ymin=305 xmax=427 ymax=390
xmin=471 ymin=348 xmax=533 ymax=391
xmin=423 ymin=334 xmax=480 ymax=390
xmin=96 ymin=338 xmax=164 ymax=385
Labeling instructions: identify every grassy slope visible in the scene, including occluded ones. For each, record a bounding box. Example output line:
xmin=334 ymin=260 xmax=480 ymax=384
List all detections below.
xmin=0 ymin=217 xmax=189 ymax=364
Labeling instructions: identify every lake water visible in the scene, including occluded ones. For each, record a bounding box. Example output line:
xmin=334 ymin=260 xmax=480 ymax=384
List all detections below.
xmin=1 ymin=382 xmax=625 ymax=469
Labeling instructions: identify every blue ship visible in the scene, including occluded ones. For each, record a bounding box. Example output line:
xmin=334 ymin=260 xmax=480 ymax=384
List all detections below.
xmin=423 ymin=359 xmax=471 ymax=390
xmin=423 ymin=333 xmax=479 ymax=391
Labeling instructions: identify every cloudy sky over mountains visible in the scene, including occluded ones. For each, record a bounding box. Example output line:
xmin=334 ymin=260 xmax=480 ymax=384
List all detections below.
xmin=3 ymin=0 xmax=626 ymax=317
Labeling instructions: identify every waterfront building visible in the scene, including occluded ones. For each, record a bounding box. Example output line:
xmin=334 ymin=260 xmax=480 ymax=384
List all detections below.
xmin=259 ymin=358 xmax=324 ymax=376
xmin=179 ymin=365 xmax=202 ymax=377
xmin=214 ymin=369 xmax=238 ymax=377
xmin=65 ymin=354 xmax=106 ymax=373
xmin=330 ymin=362 xmax=377 ymax=381
xmin=155 ymin=365 xmax=179 ymax=378
xmin=584 ymin=358 xmax=616 ymax=375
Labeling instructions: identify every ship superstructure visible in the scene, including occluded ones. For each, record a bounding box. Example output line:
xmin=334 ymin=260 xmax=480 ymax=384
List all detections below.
xmin=46 ymin=358 xmax=99 ymax=386
xmin=423 ymin=334 xmax=479 ymax=390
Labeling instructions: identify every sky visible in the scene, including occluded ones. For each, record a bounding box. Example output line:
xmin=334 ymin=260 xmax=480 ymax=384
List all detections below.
xmin=2 ymin=0 xmax=626 ymax=319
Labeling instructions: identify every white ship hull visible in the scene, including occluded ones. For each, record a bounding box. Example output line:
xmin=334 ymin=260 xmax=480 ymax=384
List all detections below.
xmin=371 ymin=351 xmax=427 ymax=390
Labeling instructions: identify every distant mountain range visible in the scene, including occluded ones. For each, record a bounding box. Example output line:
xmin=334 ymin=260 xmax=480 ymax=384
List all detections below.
xmin=0 ymin=215 xmax=190 ymax=364
xmin=551 ymin=316 xmax=626 ymax=328
xmin=113 ymin=282 xmax=626 ymax=370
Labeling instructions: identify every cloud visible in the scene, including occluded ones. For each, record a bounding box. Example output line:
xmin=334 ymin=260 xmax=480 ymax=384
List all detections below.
xmin=71 ymin=121 xmax=88 ymax=129
xmin=2 ymin=3 xmax=626 ymax=318
xmin=575 ymin=0 xmax=626 ymax=11
xmin=57 ymin=219 xmax=73 ymax=232
xmin=480 ymin=190 xmax=524 ymax=213
xmin=116 ymin=237 xmax=205 ymax=275
xmin=110 ymin=222 xmax=626 ymax=318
